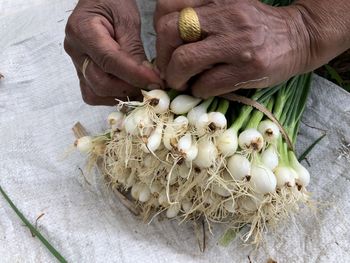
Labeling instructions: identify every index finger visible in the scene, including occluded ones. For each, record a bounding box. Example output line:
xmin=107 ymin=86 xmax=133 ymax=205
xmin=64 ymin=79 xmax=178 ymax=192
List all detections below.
xmin=79 ymin=18 xmax=162 ymax=89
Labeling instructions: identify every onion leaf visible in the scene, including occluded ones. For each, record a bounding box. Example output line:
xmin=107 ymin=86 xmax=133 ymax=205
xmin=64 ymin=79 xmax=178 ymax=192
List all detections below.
xmin=0 ymin=185 xmax=67 ymax=263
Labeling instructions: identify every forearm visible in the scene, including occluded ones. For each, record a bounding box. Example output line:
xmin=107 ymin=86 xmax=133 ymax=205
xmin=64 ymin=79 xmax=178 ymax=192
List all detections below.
xmin=293 ymin=0 xmax=350 ymax=72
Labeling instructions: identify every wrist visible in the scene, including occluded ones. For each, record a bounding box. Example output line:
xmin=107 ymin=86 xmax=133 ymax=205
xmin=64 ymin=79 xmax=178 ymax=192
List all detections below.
xmin=290 ymin=0 xmax=350 ymax=73
xmin=277 ymin=6 xmax=313 ymax=76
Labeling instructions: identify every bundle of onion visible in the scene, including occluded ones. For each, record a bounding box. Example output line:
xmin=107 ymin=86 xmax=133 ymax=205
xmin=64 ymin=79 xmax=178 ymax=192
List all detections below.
xmin=74 ymin=71 xmax=313 ymax=244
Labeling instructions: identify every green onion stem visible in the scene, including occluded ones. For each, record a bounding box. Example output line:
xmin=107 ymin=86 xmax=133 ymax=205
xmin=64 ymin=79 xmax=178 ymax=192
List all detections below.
xmin=245 ymin=103 xmax=268 ymax=129
xmin=167 ymin=89 xmax=180 ymax=100
xmin=216 ymin=99 xmax=230 ymax=114
xmin=208 ymin=98 xmax=219 ymax=112
xmin=201 ymin=97 xmax=215 ymax=110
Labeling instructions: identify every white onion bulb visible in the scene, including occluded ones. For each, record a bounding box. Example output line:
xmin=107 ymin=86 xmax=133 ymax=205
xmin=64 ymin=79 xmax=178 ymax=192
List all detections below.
xmin=239 ymin=196 xmax=262 ymax=212
xmin=181 ymin=200 xmax=193 ymax=213
xmin=194 ymin=139 xmax=218 ymax=168
xmin=177 ymin=133 xmax=192 ymax=153
xmin=166 ymin=203 xmax=181 ymax=218
xmin=227 ymin=154 xmax=251 ymax=180
xmin=223 ymin=199 xmax=236 ymax=213
xmin=208 ymin=112 xmax=227 ymax=130
xmin=138 ymin=184 xmax=151 ymax=202
xmin=274 ymin=166 xmax=296 ymax=187
xmin=187 ymin=105 xmax=207 ymax=126
xmin=107 ymin=111 xmax=125 ymax=130
xmin=261 ymin=146 xmax=279 ymax=170
xmin=75 ymin=136 xmax=93 ymax=153
xmin=184 ymin=144 xmax=198 ymax=162
xmin=195 ymin=113 xmax=209 ymax=136
xmin=250 ymin=164 xmax=277 ymax=194
xmin=170 ymin=95 xmax=201 ymax=115
xmin=258 ymin=120 xmax=280 ymax=143
xmin=158 ymin=190 xmax=168 ymax=206
xmin=150 ymin=182 xmax=162 ymax=194
xmin=290 ymin=155 xmax=310 ymax=187
xmin=141 ymin=125 xmax=163 ymax=153
xmin=217 ymin=129 xmax=238 ymax=156
xmin=142 ymin=89 xmax=170 ymax=114
xmin=131 ymin=183 xmax=142 ymax=200
xmin=238 ymin=128 xmax=264 ymax=152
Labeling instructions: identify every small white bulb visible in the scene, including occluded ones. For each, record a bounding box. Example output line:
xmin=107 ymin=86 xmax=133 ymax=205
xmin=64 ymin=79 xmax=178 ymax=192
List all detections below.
xmin=133 ymin=109 xmax=153 ymax=132
xmin=75 ymin=136 xmax=93 ymax=153
xmin=274 ymin=166 xmax=296 ymax=187
xmin=124 ymin=115 xmax=138 ymax=135
xmin=170 ymin=95 xmax=201 ymax=115
xmin=177 ymin=164 xmax=190 ymax=179
xmin=227 ymin=154 xmax=251 ymax=180
xmin=138 ymin=184 xmax=151 ymax=202
xmin=238 ymin=128 xmax=264 ymax=152
xmin=181 ymin=200 xmax=193 ymax=213
xmin=217 ymin=129 xmax=238 ymax=156
xmin=163 ymin=125 xmax=175 ymax=150
xmin=166 ymin=203 xmax=181 ymax=218
xmin=261 ymin=146 xmax=279 ymax=170
xmin=131 ymin=183 xmax=142 ymax=200
xmin=150 ymin=182 xmax=162 ymax=194
xmin=141 ymin=125 xmax=163 ymax=153
xmin=158 ymin=190 xmax=168 ymax=206
xmin=194 ymin=139 xmax=218 ymax=168
xmin=195 ymin=113 xmax=209 ymax=136
xmin=258 ymin=120 xmax=280 ymax=143
xmin=187 ymin=105 xmax=207 ymax=126
xmin=223 ymin=199 xmax=236 ymax=213
xmin=250 ymin=164 xmax=277 ymax=194
xmin=177 ymin=133 xmax=192 ymax=152
xmin=239 ymin=196 xmax=261 ymax=212
xmin=184 ymin=144 xmax=198 ymax=162
xmin=208 ymin=112 xmax=227 ymax=130
xmin=289 ymin=153 xmax=311 ymax=187
xmin=107 ymin=111 xmax=125 ymax=130
xmin=212 ymin=184 xmax=231 ymax=197
xmin=142 ymin=89 xmax=170 ymax=114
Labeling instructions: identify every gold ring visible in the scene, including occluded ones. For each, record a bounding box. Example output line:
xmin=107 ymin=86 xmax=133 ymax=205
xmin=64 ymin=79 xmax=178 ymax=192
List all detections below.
xmin=178 ymin=7 xmax=202 ymax=43
xmin=82 ymin=57 xmax=91 ymax=79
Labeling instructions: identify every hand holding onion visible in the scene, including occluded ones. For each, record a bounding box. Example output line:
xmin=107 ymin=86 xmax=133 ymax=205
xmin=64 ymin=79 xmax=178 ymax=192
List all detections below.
xmin=155 ymin=0 xmax=350 ymax=98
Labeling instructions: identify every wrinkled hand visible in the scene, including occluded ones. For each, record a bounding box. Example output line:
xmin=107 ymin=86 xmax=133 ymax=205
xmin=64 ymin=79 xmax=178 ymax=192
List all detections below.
xmin=64 ymin=0 xmax=162 ymax=105
xmin=154 ymin=0 xmax=311 ymax=98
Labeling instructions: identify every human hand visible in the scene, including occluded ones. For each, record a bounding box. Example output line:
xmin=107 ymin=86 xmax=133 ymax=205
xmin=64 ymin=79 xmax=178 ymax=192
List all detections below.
xmin=154 ymin=0 xmax=311 ymax=98
xmin=64 ymin=0 xmax=162 ymax=105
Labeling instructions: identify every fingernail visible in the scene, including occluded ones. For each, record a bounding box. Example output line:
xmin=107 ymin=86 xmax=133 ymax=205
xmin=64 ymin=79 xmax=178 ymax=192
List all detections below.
xmin=147 ymin=83 xmax=161 ymax=90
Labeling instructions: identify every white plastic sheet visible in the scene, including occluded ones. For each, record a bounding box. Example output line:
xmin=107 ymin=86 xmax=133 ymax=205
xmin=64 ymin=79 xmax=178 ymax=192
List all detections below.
xmin=0 ymin=1 xmax=350 ymax=262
